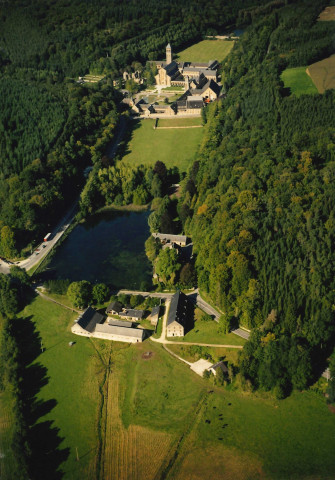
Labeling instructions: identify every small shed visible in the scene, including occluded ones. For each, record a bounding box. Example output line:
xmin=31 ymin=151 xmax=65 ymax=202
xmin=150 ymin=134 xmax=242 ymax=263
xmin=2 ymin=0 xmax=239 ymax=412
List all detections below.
xmin=149 ymin=306 xmax=160 ymax=326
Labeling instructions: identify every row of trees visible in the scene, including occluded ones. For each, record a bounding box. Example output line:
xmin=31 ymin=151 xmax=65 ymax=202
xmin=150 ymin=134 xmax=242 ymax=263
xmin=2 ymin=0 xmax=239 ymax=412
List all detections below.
xmin=178 ymin=0 xmax=335 ymax=395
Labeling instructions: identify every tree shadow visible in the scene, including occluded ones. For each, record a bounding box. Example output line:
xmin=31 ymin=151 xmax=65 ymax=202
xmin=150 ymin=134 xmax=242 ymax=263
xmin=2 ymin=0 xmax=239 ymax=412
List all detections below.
xmin=13 ymin=316 xmax=69 ymax=479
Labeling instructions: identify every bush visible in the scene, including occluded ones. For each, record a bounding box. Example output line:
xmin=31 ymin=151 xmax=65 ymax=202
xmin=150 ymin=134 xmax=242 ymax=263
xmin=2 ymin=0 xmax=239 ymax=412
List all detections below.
xmin=45 ymin=279 xmax=71 ymax=295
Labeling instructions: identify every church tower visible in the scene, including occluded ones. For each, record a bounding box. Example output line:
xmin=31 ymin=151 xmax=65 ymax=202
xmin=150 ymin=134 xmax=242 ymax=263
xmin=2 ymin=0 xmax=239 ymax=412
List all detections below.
xmin=166 ymin=43 xmax=172 ymax=64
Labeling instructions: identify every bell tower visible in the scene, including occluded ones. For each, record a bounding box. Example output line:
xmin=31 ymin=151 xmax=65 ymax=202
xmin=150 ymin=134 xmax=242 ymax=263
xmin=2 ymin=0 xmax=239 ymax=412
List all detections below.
xmin=166 ymin=43 xmax=172 ymax=64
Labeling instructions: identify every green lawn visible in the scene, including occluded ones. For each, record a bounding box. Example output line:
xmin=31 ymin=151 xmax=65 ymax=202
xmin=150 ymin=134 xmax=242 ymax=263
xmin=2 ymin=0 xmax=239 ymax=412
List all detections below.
xmin=157 ymin=117 xmax=203 ymax=127
xmin=167 ymin=313 xmax=246 ymax=346
xmin=280 ymin=66 xmax=318 ymax=96
xmin=177 ymin=39 xmax=234 ymax=63
xmin=121 ymin=119 xmax=203 ymax=172
xmin=17 ymin=296 xmax=103 ymax=479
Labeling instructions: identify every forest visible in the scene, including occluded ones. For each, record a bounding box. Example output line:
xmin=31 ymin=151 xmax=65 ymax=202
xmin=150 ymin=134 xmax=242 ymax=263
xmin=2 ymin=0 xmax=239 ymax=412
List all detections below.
xmin=177 ymin=0 xmax=335 ymax=396
xmin=0 ymin=0 xmax=273 ymax=257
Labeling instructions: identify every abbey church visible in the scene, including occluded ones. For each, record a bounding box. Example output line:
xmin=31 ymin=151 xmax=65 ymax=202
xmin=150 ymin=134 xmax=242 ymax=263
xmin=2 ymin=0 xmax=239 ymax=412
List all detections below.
xmin=155 ymin=43 xmax=220 ymax=101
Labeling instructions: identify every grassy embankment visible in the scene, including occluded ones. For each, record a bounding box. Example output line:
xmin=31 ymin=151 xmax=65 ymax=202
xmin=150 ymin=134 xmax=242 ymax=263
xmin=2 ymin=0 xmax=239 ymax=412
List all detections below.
xmin=280 ymin=66 xmax=319 ymax=96
xmin=5 ymin=295 xmax=335 ymax=479
xmin=176 ymin=39 xmax=235 ymax=62
xmin=120 ymin=119 xmax=203 ymax=172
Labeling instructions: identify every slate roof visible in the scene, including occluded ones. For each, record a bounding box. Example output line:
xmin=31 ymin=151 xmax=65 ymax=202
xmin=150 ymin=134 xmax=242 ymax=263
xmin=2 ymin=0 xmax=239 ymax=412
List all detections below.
xmin=150 ymin=306 xmax=160 ymax=317
xmin=164 ymin=61 xmax=178 ymax=75
xmin=108 ymin=319 xmax=134 ymax=328
xmin=76 ymin=307 xmax=105 ymax=333
xmin=167 ymin=291 xmax=189 ymax=327
xmin=119 ymin=309 xmax=144 ymax=319
xmin=152 ymin=233 xmax=187 ymax=244
xmin=202 ymin=79 xmax=221 ymax=96
xmin=106 ymin=301 xmax=122 ymax=314
xmin=95 ymin=324 xmax=144 ymax=339
xmin=210 ymin=361 xmax=228 ymax=374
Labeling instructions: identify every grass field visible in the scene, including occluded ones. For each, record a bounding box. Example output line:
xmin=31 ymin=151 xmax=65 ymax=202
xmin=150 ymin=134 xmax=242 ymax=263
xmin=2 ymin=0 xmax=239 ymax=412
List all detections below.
xmin=176 ymin=39 xmax=234 ymax=63
xmin=167 ymin=344 xmax=241 ymax=365
xmin=3 ymin=296 xmax=335 ymax=479
xmin=16 ymin=296 xmax=103 ymax=479
xmin=120 ymin=119 xmax=203 ymax=172
xmin=280 ymin=66 xmax=319 ymax=96
xmin=307 ymin=54 xmax=335 ymax=93
xmin=167 ymin=312 xmax=246 ymax=346
xmin=157 ymin=117 xmax=202 ymax=127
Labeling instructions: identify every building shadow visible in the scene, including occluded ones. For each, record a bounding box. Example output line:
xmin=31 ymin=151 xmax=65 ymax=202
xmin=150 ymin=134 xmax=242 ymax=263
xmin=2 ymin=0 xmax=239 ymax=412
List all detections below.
xmin=13 ymin=316 xmax=69 ymax=479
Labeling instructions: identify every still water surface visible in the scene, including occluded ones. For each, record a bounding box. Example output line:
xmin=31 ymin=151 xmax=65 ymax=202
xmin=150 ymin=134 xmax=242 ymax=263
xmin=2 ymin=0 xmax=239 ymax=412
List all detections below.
xmin=47 ymin=209 xmax=152 ymax=289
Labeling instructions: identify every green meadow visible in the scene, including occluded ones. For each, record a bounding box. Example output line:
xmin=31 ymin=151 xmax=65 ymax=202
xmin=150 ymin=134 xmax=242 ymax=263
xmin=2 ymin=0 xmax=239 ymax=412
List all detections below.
xmin=120 ymin=119 xmax=203 ymax=172
xmin=280 ymin=66 xmax=318 ymax=96
xmin=176 ymin=39 xmax=234 ymax=63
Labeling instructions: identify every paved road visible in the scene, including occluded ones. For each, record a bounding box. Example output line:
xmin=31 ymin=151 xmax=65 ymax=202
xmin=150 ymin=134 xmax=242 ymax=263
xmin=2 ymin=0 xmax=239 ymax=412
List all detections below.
xmin=0 ymin=200 xmax=78 ymax=275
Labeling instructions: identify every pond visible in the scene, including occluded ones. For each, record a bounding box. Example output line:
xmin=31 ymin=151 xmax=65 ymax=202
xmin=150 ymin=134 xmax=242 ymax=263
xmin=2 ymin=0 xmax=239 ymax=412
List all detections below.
xmin=46 ymin=209 xmax=152 ymax=289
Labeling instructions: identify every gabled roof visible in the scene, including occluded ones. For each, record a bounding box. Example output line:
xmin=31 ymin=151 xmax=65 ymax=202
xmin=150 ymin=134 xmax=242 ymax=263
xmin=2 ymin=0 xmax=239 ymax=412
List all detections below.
xmin=76 ymin=307 xmax=105 ymax=333
xmin=119 ymin=309 xmax=144 ymax=319
xmin=210 ymin=361 xmax=228 ymax=373
xmin=167 ymin=290 xmax=189 ymax=327
xmin=201 ymin=79 xmax=221 ymax=96
xmin=150 ymin=306 xmax=160 ymax=317
xmin=108 ymin=319 xmax=134 ymax=328
xmin=106 ymin=301 xmax=122 ymax=313
xmin=95 ymin=324 xmax=144 ymax=338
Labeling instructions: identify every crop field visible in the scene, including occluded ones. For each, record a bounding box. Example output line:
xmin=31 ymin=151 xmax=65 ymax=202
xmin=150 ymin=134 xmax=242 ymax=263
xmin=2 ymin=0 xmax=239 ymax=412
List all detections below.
xmin=176 ymin=39 xmax=234 ymax=62
xmin=307 ymin=55 xmax=335 ymax=93
xmin=120 ymin=119 xmax=203 ymax=172
xmin=0 ymin=391 xmax=17 ymax=480
xmin=280 ymin=66 xmax=318 ymax=96
xmin=318 ymin=6 xmax=335 ymax=21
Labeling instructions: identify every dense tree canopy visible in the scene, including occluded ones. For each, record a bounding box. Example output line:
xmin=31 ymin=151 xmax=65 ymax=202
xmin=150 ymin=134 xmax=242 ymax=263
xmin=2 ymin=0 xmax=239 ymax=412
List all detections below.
xmin=178 ymin=0 xmax=335 ymax=393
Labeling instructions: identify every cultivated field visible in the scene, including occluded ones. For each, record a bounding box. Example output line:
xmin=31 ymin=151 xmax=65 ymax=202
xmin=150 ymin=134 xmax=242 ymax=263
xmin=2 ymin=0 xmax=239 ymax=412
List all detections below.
xmin=0 ymin=391 xmax=17 ymax=480
xmin=280 ymin=66 xmax=318 ymax=96
xmin=307 ymin=54 xmax=335 ymax=93
xmin=318 ymin=5 xmax=335 ymax=21
xmin=120 ymin=119 xmax=203 ymax=172
xmin=176 ymin=39 xmax=234 ymax=63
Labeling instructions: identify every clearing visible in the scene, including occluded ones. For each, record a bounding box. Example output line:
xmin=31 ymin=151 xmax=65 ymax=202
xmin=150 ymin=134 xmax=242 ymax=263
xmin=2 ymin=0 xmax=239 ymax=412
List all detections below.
xmin=280 ymin=66 xmax=318 ymax=96
xmin=176 ymin=39 xmax=234 ymax=63
xmin=307 ymin=54 xmax=335 ymax=93
xmin=120 ymin=119 xmax=203 ymax=172
xmin=318 ymin=5 xmax=335 ymax=21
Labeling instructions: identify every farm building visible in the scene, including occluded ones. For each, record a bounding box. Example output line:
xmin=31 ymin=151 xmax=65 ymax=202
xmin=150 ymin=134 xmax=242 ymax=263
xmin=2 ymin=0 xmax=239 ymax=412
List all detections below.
xmin=152 ymin=232 xmax=188 ymax=247
xmin=119 ymin=309 xmax=144 ymax=321
xmin=208 ymin=361 xmax=228 ymax=376
xmin=72 ymin=307 xmax=145 ymax=343
xmin=149 ymin=306 xmax=160 ymax=326
xmin=106 ymin=301 xmax=123 ymax=315
xmin=94 ymin=324 xmax=144 ymax=343
xmin=71 ymin=307 xmax=105 ymax=337
xmin=166 ymin=290 xmax=191 ymax=337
